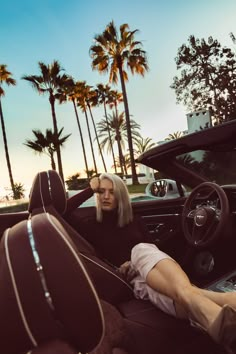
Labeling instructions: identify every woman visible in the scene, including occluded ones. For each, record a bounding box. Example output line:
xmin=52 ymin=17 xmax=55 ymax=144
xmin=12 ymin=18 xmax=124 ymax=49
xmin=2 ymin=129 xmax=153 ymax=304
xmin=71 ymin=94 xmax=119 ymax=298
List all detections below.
xmin=67 ymin=173 xmax=236 ymax=353
xmin=66 ymin=173 xmax=151 ymax=267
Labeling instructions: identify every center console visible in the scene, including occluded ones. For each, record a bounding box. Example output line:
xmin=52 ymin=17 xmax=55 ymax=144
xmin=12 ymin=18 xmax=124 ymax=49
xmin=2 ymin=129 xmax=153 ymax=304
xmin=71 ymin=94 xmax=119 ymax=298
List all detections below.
xmin=207 ymin=270 xmax=236 ymax=292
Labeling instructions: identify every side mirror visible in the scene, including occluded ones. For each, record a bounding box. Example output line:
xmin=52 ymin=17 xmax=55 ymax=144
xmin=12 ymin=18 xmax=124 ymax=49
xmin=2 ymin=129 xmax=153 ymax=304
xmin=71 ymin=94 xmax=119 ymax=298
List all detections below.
xmin=147 ymin=180 xmax=168 ymax=198
xmin=145 ymin=179 xmax=186 ymax=199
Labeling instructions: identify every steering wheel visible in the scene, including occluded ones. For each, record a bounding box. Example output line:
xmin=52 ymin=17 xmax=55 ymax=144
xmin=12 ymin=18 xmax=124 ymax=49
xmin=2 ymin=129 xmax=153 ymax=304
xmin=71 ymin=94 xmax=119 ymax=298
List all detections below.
xmin=182 ymin=182 xmax=229 ymax=248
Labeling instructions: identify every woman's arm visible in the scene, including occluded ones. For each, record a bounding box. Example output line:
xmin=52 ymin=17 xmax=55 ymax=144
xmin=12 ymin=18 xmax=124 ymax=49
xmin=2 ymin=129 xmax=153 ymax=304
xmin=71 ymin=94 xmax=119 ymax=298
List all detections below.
xmin=66 ymin=187 xmax=94 ymax=214
xmin=65 ymin=177 xmax=100 ymax=215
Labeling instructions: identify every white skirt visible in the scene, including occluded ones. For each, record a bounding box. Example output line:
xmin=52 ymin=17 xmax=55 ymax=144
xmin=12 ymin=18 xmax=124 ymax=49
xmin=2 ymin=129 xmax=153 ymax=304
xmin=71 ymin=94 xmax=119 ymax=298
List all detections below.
xmin=130 ymin=243 xmax=177 ymax=317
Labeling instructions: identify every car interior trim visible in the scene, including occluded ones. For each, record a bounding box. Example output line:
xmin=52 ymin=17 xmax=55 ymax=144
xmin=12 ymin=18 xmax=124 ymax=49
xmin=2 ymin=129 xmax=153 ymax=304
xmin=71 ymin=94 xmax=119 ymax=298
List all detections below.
xmin=46 ymin=171 xmax=53 ymax=201
xmin=80 ymin=253 xmax=133 ymax=291
xmin=4 ymin=228 xmax=37 ymax=347
xmin=39 ymin=173 xmax=47 ymax=214
xmin=142 ymin=213 xmax=181 ymax=218
xmin=27 ymin=219 xmax=55 ymax=312
xmin=45 ymin=212 xmax=106 ymax=345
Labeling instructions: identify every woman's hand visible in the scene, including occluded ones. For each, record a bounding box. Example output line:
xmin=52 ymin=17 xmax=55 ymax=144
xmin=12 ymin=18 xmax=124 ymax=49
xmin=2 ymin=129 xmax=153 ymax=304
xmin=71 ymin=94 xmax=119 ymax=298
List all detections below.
xmin=90 ymin=177 xmax=100 ymax=192
xmin=119 ymin=261 xmax=138 ymax=282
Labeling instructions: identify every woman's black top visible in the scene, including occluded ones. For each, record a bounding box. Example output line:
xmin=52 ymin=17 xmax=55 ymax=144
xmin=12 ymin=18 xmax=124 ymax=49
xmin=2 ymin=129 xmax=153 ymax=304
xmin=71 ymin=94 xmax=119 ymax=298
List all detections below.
xmin=66 ymin=188 xmax=151 ymax=267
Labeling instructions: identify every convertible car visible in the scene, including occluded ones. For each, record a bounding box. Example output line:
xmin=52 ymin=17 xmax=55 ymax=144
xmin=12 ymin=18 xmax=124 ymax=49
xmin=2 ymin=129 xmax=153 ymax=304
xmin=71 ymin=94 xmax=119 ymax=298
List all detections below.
xmin=1 ymin=119 xmax=236 ymax=354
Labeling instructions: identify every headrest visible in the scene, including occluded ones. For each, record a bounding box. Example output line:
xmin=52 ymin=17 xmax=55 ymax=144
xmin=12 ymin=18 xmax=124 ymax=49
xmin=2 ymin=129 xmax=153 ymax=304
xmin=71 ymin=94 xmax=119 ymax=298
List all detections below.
xmin=28 ymin=170 xmax=67 ymax=215
xmin=0 ymin=213 xmax=104 ymax=354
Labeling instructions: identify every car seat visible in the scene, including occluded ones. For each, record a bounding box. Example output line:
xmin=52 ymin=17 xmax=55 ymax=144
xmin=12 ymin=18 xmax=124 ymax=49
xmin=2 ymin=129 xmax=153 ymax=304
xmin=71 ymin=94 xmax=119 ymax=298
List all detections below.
xmin=28 ymin=170 xmax=134 ymax=305
xmin=0 ymin=212 xmax=104 ymax=354
xmin=27 ymin=170 xmax=224 ymax=354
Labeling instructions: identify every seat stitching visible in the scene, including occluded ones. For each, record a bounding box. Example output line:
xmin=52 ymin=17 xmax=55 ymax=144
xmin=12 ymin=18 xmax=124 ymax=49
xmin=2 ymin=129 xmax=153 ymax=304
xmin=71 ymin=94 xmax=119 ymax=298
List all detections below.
xmin=4 ymin=228 xmax=37 ymax=347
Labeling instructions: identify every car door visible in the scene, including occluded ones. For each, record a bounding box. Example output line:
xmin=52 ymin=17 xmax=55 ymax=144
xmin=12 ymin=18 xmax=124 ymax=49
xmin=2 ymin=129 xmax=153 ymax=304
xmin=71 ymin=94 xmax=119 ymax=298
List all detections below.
xmin=67 ymin=194 xmax=188 ymax=264
xmin=131 ymin=196 xmax=187 ymax=261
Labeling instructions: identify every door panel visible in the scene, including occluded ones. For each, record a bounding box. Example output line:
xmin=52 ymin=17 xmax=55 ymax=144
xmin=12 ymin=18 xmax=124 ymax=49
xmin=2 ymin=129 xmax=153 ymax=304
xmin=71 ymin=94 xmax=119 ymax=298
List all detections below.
xmin=65 ymin=196 xmax=188 ymax=263
xmin=132 ymin=197 xmax=188 ymax=261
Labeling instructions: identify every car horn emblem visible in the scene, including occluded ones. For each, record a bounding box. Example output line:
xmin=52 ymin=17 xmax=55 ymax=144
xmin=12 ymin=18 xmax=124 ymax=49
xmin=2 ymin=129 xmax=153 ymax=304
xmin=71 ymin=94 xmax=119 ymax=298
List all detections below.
xmin=194 ymin=208 xmax=206 ymax=227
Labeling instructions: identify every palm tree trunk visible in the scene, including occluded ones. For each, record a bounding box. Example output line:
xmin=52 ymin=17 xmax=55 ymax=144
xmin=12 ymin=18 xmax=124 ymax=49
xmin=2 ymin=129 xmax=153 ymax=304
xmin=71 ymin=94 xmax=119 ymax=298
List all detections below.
xmin=72 ymin=99 xmax=89 ymax=179
xmin=84 ymin=109 xmax=98 ymax=175
xmin=114 ymin=103 xmax=126 ymax=176
xmin=118 ymin=65 xmax=139 ymax=184
xmin=87 ymin=102 xmax=107 ymax=172
xmin=50 ymin=155 xmax=56 ymax=170
xmin=103 ymin=102 xmax=117 ymax=173
xmin=123 ymin=156 xmax=128 ymax=175
xmin=115 ymin=129 xmax=124 ymax=176
xmin=49 ymin=94 xmax=64 ymax=183
xmin=0 ymin=99 xmax=16 ymax=198
xmin=48 ymin=148 xmax=56 ymax=170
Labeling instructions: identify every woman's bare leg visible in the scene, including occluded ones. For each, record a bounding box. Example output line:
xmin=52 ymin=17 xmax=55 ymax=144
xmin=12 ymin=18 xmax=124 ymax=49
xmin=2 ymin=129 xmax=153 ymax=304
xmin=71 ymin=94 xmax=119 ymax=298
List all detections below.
xmin=146 ymin=258 xmax=222 ymax=330
xmin=131 ymin=243 xmax=236 ymax=350
xmin=199 ymin=288 xmax=236 ymax=309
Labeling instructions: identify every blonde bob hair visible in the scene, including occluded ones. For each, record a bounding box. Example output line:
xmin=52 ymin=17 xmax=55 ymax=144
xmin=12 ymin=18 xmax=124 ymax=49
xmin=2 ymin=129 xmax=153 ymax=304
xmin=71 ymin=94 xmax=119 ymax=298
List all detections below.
xmin=95 ymin=173 xmax=133 ymax=227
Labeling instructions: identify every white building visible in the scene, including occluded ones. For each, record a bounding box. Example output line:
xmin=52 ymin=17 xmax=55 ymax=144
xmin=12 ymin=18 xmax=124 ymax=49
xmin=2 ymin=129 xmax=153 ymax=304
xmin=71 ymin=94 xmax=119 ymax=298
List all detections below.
xmin=187 ymin=109 xmax=212 ymax=133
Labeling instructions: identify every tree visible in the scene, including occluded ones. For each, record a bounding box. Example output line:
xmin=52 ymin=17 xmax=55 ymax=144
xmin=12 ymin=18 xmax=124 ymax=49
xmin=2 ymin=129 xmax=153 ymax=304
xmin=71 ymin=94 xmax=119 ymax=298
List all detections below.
xmin=65 ymin=172 xmax=89 ymax=190
xmin=24 ymin=128 xmax=71 ymax=170
xmin=66 ymin=173 xmax=81 ymax=190
xmin=85 ymin=168 xmax=97 ymax=179
xmin=96 ymin=83 xmax=117 ymax=173
xmin=0 ymin=64 xmax=17 ymax=199
xmin=113 ymin=153 xmax=136 ymax=172
xmin=108 ymin=89 xmax=125 ymax=171
xmin=171 ymin=35 xmax=236 ymax=123
xmin=90 ymin=21 xmax=148 ymax=184
xmin=12 ymin=183 xmax=25 ymax=199
xmin=133 ymin=136 xmax=156 ymax=156
xmin=22 ymin=60 xmax=71 ymax=182
xmin=86 ymin=87 xmax=107 ymax=172
xmin=76 ymin=81 xmax=98 ymax=175
xmin=57 ymin=79 xmax=90 ymax=178
xmin=165 ymin=131 xmax=184 ymax=141
xmin=97 ymin=111 xmax=140 ymax=175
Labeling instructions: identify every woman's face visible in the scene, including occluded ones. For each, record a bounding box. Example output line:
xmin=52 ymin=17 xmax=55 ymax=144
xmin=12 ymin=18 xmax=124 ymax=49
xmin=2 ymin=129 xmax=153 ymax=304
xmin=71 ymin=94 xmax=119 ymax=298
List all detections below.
xmin=98 ymin=178 xmax=117 ymax=211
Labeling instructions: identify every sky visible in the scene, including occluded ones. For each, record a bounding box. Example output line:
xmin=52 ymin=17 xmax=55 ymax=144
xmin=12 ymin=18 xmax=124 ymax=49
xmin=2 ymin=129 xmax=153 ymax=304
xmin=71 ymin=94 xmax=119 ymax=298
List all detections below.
xmin=1 ymin=0 xmax=236 ymax=194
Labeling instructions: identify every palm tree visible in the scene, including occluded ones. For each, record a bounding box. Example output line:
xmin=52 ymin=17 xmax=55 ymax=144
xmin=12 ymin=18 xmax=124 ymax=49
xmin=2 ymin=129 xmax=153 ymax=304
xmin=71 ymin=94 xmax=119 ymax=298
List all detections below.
xmin=165 ymin=131 xmax=184 ymax=141
xmin=90 ymin=21 xmax=148 ymax=184
xmin=85 ymin=168 xmax=97 ymax=179
xmin=24 ymin=128 xmax=71 ymax=170
xmin=113 ymin=153 xmax=136 ymax=172
xmin=97 ymin=111 xmax=140 ymax=175
xmin=133 ymin=136 xmax=156 ymax=157
xmin=0 ymin=64 xmax=17 ymax=199
xmin=86 ymin=87 xmax=107 ymax=172
xmin=22 ymin=60 xmax=71 ymax=183
xmin=107 ymin=90 xmax=123 ymax=112
xmin=76 ymin=81 xmax=98 ymax=175
xmin=65 ymin=172 xmax=81 ymax=190
xmin=108 ymin=89 xmax=125 ymax=171
xmin=57 ymin=79 xmax=90 ymax=178
xmin=12 ymin=183 xmax=25 ymax=199
xmin=96 ymin=83 xmax=117 ymax=173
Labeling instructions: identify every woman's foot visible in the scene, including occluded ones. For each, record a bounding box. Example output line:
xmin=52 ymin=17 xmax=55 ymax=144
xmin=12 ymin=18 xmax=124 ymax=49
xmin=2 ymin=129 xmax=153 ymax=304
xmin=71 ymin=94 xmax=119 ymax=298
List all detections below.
xmin=208 ymin=304 xmax=236 ymax=353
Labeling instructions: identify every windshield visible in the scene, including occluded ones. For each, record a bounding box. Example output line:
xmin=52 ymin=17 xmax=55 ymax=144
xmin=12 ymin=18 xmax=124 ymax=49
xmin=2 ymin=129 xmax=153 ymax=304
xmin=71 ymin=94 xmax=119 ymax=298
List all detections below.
xmin=176 ymin=149 xmax=236 ymax=185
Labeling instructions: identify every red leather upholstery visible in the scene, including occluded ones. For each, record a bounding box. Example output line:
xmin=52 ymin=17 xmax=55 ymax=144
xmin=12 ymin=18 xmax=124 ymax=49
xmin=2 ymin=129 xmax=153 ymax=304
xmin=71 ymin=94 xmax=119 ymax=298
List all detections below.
xmin=0 ymin=213 xmax=104 ymax=354
xmin=28 ymin=170 xmax=134 ymax=305
xmin=29 ymin=339 xmax=78 ymax=354
xmin=28 ymin=170 xmax=67 ymax=215
xmin=25 ymin=170 xmax=223 ymax=354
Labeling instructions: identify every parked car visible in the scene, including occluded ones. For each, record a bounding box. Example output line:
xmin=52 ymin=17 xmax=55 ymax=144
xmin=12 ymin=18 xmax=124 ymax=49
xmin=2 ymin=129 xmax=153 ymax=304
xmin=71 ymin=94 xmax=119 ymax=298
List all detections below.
xmin=2 ymin=120 xmax=236 ymax=353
